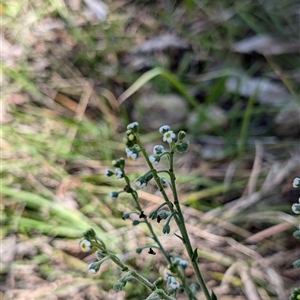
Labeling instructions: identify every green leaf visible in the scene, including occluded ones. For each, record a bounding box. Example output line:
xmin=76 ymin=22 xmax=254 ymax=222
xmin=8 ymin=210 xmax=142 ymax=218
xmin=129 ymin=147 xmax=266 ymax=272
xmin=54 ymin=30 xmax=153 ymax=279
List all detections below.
xmin=191 ymin=247 xmax=198 ymax=262
xmin=211 ymin=290 xmax=218 ymax=300
xmin=174 ymin=233 xmax=183 ymax=241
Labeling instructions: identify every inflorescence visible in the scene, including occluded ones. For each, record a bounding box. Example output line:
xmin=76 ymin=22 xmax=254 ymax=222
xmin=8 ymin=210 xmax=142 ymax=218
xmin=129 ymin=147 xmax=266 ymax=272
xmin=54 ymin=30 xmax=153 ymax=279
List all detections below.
xmin=79 ymin=122 xmax=214 ymax=300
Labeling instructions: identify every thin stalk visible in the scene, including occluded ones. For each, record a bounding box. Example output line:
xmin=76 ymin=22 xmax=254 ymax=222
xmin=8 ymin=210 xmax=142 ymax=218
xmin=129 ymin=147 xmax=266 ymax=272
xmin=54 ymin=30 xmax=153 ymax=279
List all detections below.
xmin=168 ymin=151 xmax=212 ymax=300
xmin=123 ymin=174 xmax=171 ymax=264
xmin=237 ymin=90 xmax=256 ymax=155
xmin=136 ymin=135 xmax=212 ymax=300
xmin=108 ymin=254 xmax=176 ymax=300
xmin=137 ymin=144 xmax=195 ymax=300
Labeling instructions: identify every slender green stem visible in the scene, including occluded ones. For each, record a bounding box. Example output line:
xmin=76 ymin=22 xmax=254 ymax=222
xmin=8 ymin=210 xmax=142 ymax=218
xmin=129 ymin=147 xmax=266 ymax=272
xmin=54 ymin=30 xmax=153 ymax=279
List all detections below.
xmin=108 ymin=253 xmax=176 ymax=300
xmin=168 ymin=151 xmax=212 ymax=300
xmin=123 ymin=173 xmax=171 ymax=264
xmin=136 ymin=136 xmax=208 ymax=300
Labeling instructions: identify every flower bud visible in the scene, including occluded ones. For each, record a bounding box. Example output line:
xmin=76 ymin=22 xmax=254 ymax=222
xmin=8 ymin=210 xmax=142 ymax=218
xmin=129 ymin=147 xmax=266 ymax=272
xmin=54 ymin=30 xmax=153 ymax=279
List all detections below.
xmin=293 ymin=178 xmax=300 ymax=188
xmin=109 ymin=191 xmax=119 ymax=200
xmin=162 ymin=224 xmax=171 ymax=234
xmin=159 ymin=125 xmax=170 ymax=134
xmin=88 ymin=261 xmax=101 ymax=274
xmin=175 ymin=140 xmax=189 ymax=153
xmin=132 ymin=219 xmax=141 ymax=226
xmin=113 ymin=280 xmax=126 ymax=292
xmin=153 ymin=145 xmax=165 ymax=155
xmin=177 ymin=130 xmax=186 ymax=141
xmin=292 ymin=203 xmax=300 ymax=214
xmin=104 ymin=169 xmax=114 ymax=177
xmin=127 ymin=121 xmax=139 ymax=131
xmin=149 ymin=210 xmax=158 ymax=220
xmin=122 ymin=212 xmax=131 ymax=220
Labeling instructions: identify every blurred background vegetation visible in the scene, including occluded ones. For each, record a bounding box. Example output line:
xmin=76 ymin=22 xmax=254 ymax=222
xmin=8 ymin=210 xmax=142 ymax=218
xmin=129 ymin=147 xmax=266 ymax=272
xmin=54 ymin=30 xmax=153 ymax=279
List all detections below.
xmin=2 ymin=0 xmax=300 ymax=299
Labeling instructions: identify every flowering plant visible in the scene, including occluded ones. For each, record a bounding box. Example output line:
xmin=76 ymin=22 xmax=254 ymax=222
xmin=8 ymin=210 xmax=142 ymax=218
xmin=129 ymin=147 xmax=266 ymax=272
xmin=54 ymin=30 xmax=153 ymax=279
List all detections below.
xmin=79 ymin=122 xmax=216 ymax=300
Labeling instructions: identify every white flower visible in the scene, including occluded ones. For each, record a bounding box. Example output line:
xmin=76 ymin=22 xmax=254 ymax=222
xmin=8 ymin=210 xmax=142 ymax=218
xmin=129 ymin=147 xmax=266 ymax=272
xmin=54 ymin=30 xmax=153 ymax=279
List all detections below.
xmin=128 ymin=152 xmax=137 ymax=160
xmin=153 ymin=145 xmax=165 ymax=155
xmin=163 ymin=130 xmax=176 ymax=143
xmin=115 ymin=168 xmax=123 ymax=179
xmin=293 ymin=178 xmax=300 ymax=188
xmin=149 ymin=155 xmax=159 ymax=164
xmin=179 ymin=259 xmax=188 ymax=268
xmin=88 ymin=263 xmax=97 ymax=274
xmin=87 ymin=263 xmax=98 ymax=274
xmin=169 ymin=280 xmax=180 ymax=290
xmin=135 ymin=178 xmax=147 ymax=188
xmin=292 ymin=203 xmax=300 ymax=214
xmin=126 ymin=149 xmax=138 ymax=161
xmin=127 ymin=122 xmax=139 ymax=130
xmin=168 ymin=276 xmax=180 ymax=289
xmin=79 ymin=239 xmax=91 ymax=252
xmin=159 ymin=125 xmax=170 ymax=134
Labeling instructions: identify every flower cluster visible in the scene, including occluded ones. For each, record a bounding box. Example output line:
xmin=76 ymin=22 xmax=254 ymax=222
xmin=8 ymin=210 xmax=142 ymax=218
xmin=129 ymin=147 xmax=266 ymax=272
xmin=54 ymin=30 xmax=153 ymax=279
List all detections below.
xmin=159 ymin=125 xmax=176 ymax=144
xmin=79 ymin=122 xmax=211 ymax=299
xmin=79 ymin=229 xmax=108 ymax=274
xmin=163 ymin=271 xmax=180 ymax=291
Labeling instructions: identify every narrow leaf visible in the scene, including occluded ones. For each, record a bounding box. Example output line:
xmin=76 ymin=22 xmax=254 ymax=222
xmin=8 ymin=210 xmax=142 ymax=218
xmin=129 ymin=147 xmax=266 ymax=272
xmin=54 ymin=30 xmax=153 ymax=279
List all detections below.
xmin=211 ymin=290 xmax=218 ymax=300
xmin=191 ymin=247 xmax=198 ymax=262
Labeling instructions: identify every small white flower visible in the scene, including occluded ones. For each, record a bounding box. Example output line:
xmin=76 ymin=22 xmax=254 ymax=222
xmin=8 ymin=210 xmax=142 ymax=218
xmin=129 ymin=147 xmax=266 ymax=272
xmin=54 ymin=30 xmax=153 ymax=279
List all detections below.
xmin=149 ymin=155 xmax=159 ymax=164
xmin=159 ymin=125 xmax=170 ymax=134
xmin=169 ymin=280 xmax=180 ymax=290
xmin=293 ymin=178 xmax=300 ymax=188
xmin=126 ymin=148 xmax=138 ymax=161
xmin=153 ymin=145 xmax=165 ymax=155
xmin=127 ymin=150 xmax=138 ymax=161
xmin=127 ymin=122 xmax=139 ymax=130
xmin=163 ymin=130 xmax=176 ymax=143
xmin=115 ymin=168 xmax=123 ymax=179
xmin=292 ymin=203 xmax=300 ymax=214
xmin=135 ymin=178 xmax=147 ymax=188
xmin=88 ymin=263 xmax=97 ymax=274
xmin=79 ymin=239 xmax=92 ymax=252
xmin=179 ymin=259 xmax=188 ymax=268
